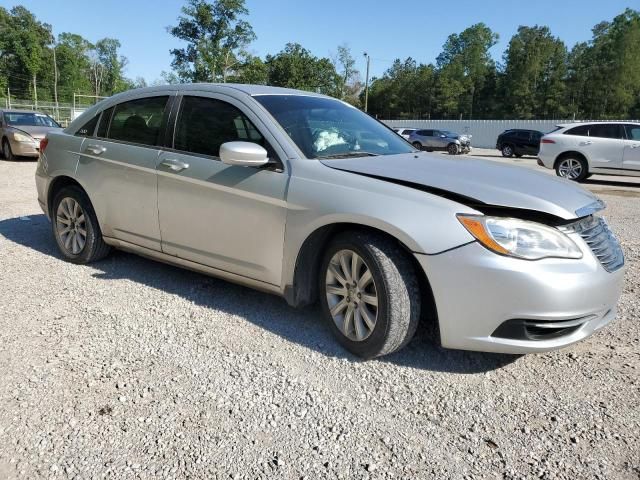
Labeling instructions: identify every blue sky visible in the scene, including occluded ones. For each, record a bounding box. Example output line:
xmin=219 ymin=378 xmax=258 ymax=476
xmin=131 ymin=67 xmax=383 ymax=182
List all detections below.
xmin=1 ymin=0 xmax=635 ymax=82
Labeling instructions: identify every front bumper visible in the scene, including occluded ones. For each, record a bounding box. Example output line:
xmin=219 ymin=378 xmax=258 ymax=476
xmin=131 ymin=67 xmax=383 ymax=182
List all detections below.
xmin=9 ymin=137 xmax=39 ymax=157
xmin=416 ymin=240 xmax=625 ymax=354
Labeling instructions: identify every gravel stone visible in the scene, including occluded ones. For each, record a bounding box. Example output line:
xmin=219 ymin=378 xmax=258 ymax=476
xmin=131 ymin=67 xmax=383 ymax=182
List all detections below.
xmin=0 ymin=159 xmax=638 ymax=479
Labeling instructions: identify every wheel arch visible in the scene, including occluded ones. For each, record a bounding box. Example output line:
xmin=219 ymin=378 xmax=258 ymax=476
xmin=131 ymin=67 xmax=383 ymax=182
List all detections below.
xmin=284 ymin=223 xmax=439 ymax=337
xmin=47 ymin=175 xmax=97 ymax=220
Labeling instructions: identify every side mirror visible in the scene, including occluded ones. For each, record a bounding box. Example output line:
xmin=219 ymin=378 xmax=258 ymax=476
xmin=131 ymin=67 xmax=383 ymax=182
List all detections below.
xmin=220 ymin=141 xmax=269 ymax=167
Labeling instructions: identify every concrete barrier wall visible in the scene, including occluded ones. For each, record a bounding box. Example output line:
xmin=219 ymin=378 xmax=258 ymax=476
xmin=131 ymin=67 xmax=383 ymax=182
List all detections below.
xmin=382 ymin=119 xmax=573 ymax=149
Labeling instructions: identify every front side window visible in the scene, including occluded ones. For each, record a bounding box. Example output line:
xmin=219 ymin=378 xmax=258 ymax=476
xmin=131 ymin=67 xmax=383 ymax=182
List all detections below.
xmin=3 ymin=112 xmax=60 ymax=128
xmin=589 ymin=124 xmax=623 ymax=139
xmin=174 ymin=96 xmax=266 ymax=158
xmin=625 ymin=124 xmax=640 ymax=141
xmin=254 ymin=95 xmax=414 ymax=159
xmin=107 ymin=96 xmax=168 ymax=146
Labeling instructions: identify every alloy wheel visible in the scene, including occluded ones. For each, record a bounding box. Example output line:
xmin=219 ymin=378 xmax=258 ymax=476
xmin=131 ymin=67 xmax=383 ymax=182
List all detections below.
xmin=502 ymin=145 xmax=513 ymax=157
xmin=55 ymin=197 xmax=87 ymax=255
xmin=558 ymin=159 xmax=583 ymax=180
xmin=325 ymin=249 xmax=378 ymax=342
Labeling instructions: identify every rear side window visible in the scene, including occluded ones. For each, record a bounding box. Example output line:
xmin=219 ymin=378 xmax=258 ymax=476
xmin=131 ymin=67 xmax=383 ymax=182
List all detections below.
xmin=564 ymin=125 xmax=590 ymax=136
xmin=107 ymin=96 xmax=169 ymax=146
xmin=515 ymin=131 xmax=530 ymax=140
xmin=626 ymin=124 xmax=640 ymax=141
xmin=75 ymin=114 xmax=99 ymax=137
xmin=589 ymin=124 xmax=623 ymax=139
xmin=174 ymin=96 xmax=265 ymax=158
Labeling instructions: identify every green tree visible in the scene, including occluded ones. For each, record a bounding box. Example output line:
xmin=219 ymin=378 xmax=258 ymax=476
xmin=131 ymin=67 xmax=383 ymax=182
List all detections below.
xmin=0 ymin=6 xmax=53 ymax=104
xmin=55 ymin=33 xmax=93 ymax=102
xmin=501 ymin=26 xmax=568 ymax=119
xmin=334 ymin=44 xmax=361 ymax=105
xmin=568 ymin=9 xmax=640 ymax=118
xmin=265 ymin=43 xmax=340 ymax=96
xmin=230 ymin=55 xmax=268 ymax=84
xmin=435 ymin=23 xmax=498 ymax=118
xmin=168 ymin=0 xmax=256 ymax=82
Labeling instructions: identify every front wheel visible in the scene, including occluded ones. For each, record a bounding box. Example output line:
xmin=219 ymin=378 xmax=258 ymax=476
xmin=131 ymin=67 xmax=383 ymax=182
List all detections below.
xmin=412 ymin=141 xmax=423 ymax=151
xmin=555 ymin=157 xmax=589 ymax=182
xmin=2 ymin=139 xmax=15 ymax=161
xmin=51 ymin=186 xmax=111 ymax=263
xmin=319 ymin=231 xmax=421 ymax=359
xmin=447 ymin=143 xmax=460 ymax=155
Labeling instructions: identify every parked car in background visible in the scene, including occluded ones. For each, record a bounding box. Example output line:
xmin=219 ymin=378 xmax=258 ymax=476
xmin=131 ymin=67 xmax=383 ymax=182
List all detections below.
xmin=392 ymin=127 xmax=417 ymax=140
xmin=37 ymin=84 xmax=624 ymax=359
xmin=496 ymin=129 xmax=543 ymax=157
xmin=408 ymin=129 xmax=472 ymax=155
xmin=538 ymin=122 xmax=640 ymax=181
xmin=0 ymin=109 xmax=62 ymax=160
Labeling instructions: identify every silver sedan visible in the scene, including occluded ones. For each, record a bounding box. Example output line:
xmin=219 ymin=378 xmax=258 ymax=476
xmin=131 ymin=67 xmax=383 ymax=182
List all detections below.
xmin=35 ymin=84 xmax=625 ymax=358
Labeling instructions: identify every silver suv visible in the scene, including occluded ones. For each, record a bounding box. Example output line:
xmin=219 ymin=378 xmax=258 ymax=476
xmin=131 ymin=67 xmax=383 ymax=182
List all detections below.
xmin=36 ymin=84 xmax=624 ymax=358
xmin=538 ymin=122 xmax=640 ymax=181
xmin=408 ymin=129 xmax=472 ymax=155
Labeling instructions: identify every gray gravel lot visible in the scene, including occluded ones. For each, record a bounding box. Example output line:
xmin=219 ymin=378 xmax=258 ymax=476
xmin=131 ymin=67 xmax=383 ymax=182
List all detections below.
xmin=0 ymin=158 xmax=638 ymax=479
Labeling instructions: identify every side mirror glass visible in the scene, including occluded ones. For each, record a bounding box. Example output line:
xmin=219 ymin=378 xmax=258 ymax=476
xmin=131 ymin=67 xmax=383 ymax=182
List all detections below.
xmin=220 ymin=141 xmax=269 ymax=167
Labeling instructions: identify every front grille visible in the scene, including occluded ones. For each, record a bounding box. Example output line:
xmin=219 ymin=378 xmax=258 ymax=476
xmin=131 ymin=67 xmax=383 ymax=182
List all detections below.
xmin=559 ymin=216 xmax=624 ymax=272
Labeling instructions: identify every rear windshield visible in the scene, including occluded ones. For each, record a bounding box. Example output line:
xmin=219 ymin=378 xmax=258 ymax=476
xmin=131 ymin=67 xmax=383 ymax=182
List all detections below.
xmin=3 ymin=112 xmax=60 ymax=128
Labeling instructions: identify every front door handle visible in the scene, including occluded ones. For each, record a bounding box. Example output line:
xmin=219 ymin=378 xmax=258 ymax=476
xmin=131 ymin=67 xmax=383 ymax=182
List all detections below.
xmin=630 ymin=143 xmax=640 ymax=149
xmin=161 ymin=159 xmax=190 ymax=172
xmin=85 ymin=144 xmax=106 ymax=155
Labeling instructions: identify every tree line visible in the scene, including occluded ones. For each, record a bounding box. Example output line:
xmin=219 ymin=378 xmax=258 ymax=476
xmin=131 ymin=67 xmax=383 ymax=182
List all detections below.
xmin=1 ymin=1 xmax=638 ymax=120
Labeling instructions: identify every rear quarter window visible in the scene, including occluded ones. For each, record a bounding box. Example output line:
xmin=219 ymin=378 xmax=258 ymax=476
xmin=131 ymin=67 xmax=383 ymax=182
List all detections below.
xmin=75 ymin=114 xmax=99 ymax=137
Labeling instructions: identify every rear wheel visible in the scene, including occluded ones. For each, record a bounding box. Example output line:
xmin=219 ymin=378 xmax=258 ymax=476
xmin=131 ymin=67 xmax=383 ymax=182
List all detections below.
xmin=51 ymin=186 xmax=111 ymax=263
xmin=555 ymin=157 xmax=588 ymax=182
xmin=447 ymin=143 xmax=459 ymax=155
xmin=2 ymin=139 xmax=15 ymax=161
xmin=319 ymin=231 xmax=421 ymax=359
xmin=501 ymin=144 xmax=514 ymax=157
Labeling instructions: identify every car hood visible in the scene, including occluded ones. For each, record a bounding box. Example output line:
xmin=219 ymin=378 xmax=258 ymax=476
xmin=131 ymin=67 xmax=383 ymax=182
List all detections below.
xmin=8 ymin=125 xmax=61 ymax=139
xmin=320 ymin=153 xmax=601 ymax=220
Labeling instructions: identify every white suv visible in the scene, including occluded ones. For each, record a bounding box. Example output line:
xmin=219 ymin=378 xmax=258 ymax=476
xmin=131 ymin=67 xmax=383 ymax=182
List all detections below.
xmin=538 ymin=122 xmax=640 ymax=181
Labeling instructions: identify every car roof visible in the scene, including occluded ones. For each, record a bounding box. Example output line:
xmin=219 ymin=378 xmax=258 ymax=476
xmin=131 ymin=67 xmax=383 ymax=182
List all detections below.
xmin=0 ymin=109 xmax=49 ymax=114
xmin=107 ymin=83 xmax=331 ymax=99
xmin=555 ymin=121 xmax=640 ymax=128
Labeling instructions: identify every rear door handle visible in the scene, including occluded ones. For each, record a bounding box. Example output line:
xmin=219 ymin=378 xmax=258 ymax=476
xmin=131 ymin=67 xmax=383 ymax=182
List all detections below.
xmin=630 ymin=143 xmax=640 ymax=149
xmin=579 ymin=141 xmax=592 ymax=146
xmin=85 ymin=144 xmax=106 ymax=155
xmin=160 ymin=159 xmax=190 ymax=172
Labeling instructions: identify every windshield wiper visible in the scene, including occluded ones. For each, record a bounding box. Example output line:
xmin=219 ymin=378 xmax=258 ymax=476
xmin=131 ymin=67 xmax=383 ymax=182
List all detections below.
xmin=316 ymin=151 xmax=380 ymax=159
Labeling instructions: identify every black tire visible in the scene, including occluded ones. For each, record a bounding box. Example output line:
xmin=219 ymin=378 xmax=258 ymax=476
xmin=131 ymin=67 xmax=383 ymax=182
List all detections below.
xmin=447 ymin=143 xmax=459 ymax=155
xmin=412 ymin=141 xmax=423 ymax=151
xmin=501 ymin=144 xmax=514 ymax=157
xmin=515 ymin=153 xmax=523 ymax=158
xmin=555 ymin=156 xmax=589 ymax=182
xmin=2 ymin=139 xmax=15 ymax=161
xmin=51 ymin=186 xmax=111 ymax=264
xmin=319 ymin=231 xmax=421 ymax=359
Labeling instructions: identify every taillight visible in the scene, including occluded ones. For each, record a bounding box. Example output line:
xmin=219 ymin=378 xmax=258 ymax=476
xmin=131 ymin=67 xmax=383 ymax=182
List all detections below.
xmin=541 ymin=138 xmax=555 ymax=144
xmin=39 ymin=138 xmax=49 ymax=153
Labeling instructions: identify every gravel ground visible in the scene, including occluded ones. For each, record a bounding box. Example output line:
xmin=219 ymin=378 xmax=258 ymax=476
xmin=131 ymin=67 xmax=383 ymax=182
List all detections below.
xmin=0 ymin=158 xmax=638 ymax=480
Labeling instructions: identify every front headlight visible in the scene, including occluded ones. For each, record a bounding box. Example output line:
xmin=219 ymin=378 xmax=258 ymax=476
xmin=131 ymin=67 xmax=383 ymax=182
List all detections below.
xmin=457 ymin=215 xmax=583 ymax=260
xmin=13 ymin=132 xmax=33 ymax=143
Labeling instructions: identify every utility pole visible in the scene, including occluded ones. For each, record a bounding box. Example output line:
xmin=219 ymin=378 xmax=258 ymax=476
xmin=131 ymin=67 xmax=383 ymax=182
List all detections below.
xmin=52 ymin=39 xmax=59 ymax=120
xmin=7 ymin=88 xmax=10 ymax=109
xmin=33 ymin=74 xmax=38 ymax=110
xmin=363 ymin=52 xmax=370 ymax=113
